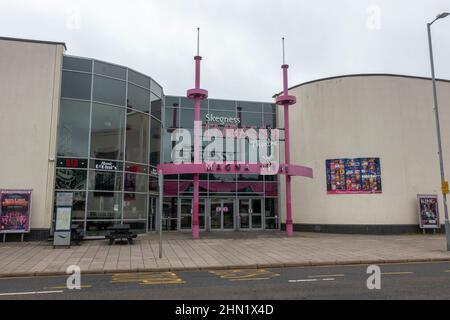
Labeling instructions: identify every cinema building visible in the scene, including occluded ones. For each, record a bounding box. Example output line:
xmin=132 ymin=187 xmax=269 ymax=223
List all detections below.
xmin=1 ymin=37 xmax=449 ymax=240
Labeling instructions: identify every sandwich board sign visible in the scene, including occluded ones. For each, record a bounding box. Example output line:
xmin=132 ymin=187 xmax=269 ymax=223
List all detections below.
xmin=53 ymin=192 xmax=73 ymax=248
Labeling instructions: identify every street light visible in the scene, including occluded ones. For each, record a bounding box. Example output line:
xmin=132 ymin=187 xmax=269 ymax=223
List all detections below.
xmin=427 ymin=12 xmax=450 ymax=251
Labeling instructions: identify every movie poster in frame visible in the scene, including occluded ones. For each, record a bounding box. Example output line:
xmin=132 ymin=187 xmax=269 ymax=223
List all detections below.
xmin=0 ymin=189 xmax=32 ymax=233
xmin=417 ymin=194 xmax=440 ymax=229
xmin=326 ymin=158 xmax=382 ymax=194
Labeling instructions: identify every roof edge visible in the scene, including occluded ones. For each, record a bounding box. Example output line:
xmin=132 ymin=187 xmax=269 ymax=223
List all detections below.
xmin=273 ymin=73 xmax=450 ymax=98
xmin=0 ymin=36 xmax=67 ymax=50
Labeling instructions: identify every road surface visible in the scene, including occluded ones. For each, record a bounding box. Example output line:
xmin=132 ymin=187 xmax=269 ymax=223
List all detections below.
xmin=0 ymin=261 xmax=449 ymax=300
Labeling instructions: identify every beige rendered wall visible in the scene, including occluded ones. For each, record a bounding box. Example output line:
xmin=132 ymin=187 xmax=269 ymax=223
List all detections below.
xmin=279 ymin=75 xmax=450 ymax=227
xmin=0 ymin=39 xmax=65 ymax=230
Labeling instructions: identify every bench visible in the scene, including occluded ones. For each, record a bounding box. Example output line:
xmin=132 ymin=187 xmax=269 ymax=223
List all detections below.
xmin=105 ymin=224 xmax=137 ymax=245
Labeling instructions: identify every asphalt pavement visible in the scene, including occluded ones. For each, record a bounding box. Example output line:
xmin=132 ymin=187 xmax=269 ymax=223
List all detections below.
xmin=0 ymin=261 xmax=449 ymax=300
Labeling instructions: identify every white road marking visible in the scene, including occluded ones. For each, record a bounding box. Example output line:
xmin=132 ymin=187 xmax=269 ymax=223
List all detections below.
xmin=289 ymin=278 xmax=336 ymax=283
xmin=0 ymin=290 xmax=63 ymax=297
xmin=289 ymin=279 xmax=319 ymax=283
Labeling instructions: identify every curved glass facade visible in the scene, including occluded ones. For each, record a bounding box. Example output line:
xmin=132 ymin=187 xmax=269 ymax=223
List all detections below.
xmin=54 ymin=56 xmax=163 ymax=236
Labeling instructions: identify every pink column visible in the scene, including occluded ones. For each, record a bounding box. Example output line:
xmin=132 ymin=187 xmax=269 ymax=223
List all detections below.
xmin=282 ymin=65 xmax=293 ymax=237
xmin=192 ymin=56 xmax=202 ymax=240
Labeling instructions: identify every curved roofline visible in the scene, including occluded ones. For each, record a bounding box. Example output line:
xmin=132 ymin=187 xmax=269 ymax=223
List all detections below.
xmin=64 ymin=54 xmax=165 ymax=93
xmin=273 ymin=73 xmax=450 ymax=98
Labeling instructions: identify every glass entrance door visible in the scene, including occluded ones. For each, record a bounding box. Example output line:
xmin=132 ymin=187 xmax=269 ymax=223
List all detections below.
xmin=239 ymin=199 xmax=263 ymax=230
xmin=179 ymin=198 xmax=206 ymax=231
xmin=209 ymin=198 xmax=235 ymax=230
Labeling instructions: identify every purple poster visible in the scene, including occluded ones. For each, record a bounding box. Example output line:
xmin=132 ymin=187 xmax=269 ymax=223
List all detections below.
xmin=0 ymin=190 xmax=32 ymax=233
xmin=417 ymin=194 xmax=440 ymax=229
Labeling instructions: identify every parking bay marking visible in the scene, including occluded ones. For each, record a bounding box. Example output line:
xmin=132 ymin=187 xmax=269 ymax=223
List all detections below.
xmin=110 ymin=272 xmax=185 ymax=285
xmin=210 ymin=269 xmax=280 ymax=282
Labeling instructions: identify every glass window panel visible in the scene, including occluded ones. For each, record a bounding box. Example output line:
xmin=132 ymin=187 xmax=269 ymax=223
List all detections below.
xmin=86 ymin=220 xmax=120 ymax=236
xmin=57 ymin=100 xmax=90 ymax=157
xmin=151 ymin=94 xmax=162 ymax=120
xmin=123 ymin=220 xmax=147 ymax=234
xmin=265 ymin=182 xmax=278 ymax=197
xmin=165 ymin=107 xmax=180 ymax=128
xmin=180 ymin=97 xmax=194 ymax=108
xmin=87 ymin=192 xmax=122 ymax=219
xmin=126 ymin=111 xmax=149 ymax=164
xmin=265 ymin=198 xmax=277 ymax=218
xmin=63 ymin=56 xmax=92 ymax=72
xmin=180 ymin=108 xmax=194 ymax=128
xmin=263 ymin=113 xmax=277 ymax=128
xmin=237 ymin=181 xmax=264 ymax=196
xmin=124 ymin=173 xmax=148 ymax=193
xmin=94 ymin=61 xmax=126 ymax=79
xmin=123 ymin=193 xmax=147 ymax=219
xmin=127 ymin=84 xmax=150 ymax=113
xmin=149 ymin=176 xmax=158 ymax=193
xmin=93 ymin=75 xmax=126 ymax=106
xmin=128 ymin=70 xmax=150 ymax=89
xmin=151 ymin=80 xmax=163 ymax=97
xmin=263 ymin=103 xmax=276 ymax=113
xmin=71 ymin=192 xmax=87 ymax=220
xmin=150 ymin=119 xmax=161 ymax=166
xmin=238 ymin=112 xmax=263 ymax=128
xmin=90 ymin=103 xmax=125 ymax=160
xmin=237 ymin=101 xmax=263 ymax=112
xmin=163 ymin=129 xmax=176 ymax=164
xmin=61 ymin=71 xmax=92 ymax=100
xmin=209 ymin=99 xmax=236 ymax=111
xmin=89 ymin=170 xmax=123 ymax=191
xmin=164 ymin=96 xmax=180 ymax=108
xmin=237 ymin=174 xmax=264 ymax=181
xmin=55 ymin=169 xmax=87 ymax=190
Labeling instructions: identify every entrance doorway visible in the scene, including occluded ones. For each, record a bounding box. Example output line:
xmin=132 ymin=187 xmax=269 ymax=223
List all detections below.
xmin=179 ymin=198 xmax=206 ymax=231
xmin=239 ymin=199 xmax=263 ymax=230
xmin=209 ymin=198 xmax=235 ymax=230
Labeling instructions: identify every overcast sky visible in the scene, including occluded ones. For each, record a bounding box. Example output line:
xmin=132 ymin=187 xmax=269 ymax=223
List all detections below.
xmin=1 ymin=0 xmax=449 ymax=101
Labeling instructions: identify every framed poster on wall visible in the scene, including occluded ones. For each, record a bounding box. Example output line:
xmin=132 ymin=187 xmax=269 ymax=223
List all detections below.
xmin=417 ymin=194 xmax=440 ymax=229
xmin=326 ymin=158 xmax=382 ymax=194
xmin=0 ymin=189 xmax=32 ymax=233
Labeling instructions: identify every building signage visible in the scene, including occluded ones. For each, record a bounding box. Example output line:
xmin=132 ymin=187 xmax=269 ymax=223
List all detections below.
xmin=0 ymin=189 xmax=32 ymax=234
xmin=95 ymin=160 xmax=118 ymax=171
xmin=326 ymin=158 xmax=382 ymax=194
xmin=417 ymin=194 xmax=440 ymax=229
xmin=56 ymin=158 xmax=88 ymax=169
xmin=205 ymin=113 xmax=241 ymax=125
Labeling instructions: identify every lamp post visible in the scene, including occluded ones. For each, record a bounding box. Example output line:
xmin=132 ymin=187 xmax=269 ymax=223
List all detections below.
xmin=427 ymin=12 xmax=450 ymax=251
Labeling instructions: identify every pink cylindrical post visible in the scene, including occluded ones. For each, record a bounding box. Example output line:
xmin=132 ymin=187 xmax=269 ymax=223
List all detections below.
xmin=187 ymin=29 xmax=208 ymax=240
xmin=192 ymin=56 xmax=202 ymax=240
xmin=282 ymin=65 xmax=293 ymax=237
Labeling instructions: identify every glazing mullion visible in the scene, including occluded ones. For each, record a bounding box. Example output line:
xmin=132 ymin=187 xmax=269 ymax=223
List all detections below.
xmin=84 ymin=59 xmax=95 ymax=234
